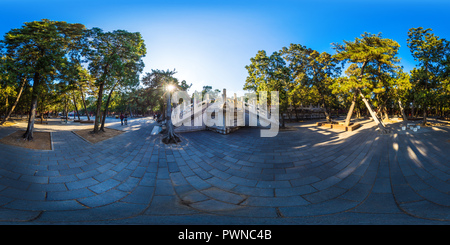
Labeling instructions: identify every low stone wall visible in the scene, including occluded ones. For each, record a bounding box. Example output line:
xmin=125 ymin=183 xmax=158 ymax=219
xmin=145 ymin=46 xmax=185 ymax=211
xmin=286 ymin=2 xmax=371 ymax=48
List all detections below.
xmin=316 ymin=122 xmax=361 ymax=131
xmin=174 ymin=125 xmax=206 ymax=133
xmin=206 ymin=125 xmax=240 ymax=135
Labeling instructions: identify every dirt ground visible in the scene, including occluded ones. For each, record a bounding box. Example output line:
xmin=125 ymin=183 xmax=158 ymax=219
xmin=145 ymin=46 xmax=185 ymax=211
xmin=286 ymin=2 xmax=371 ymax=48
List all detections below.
xmin=73 ymin=128 xmax=124 ymax=144
xmin=279 ymin=126 xmax=298 ymax=131
xmin=0 ymin=130 xmax=52 ymax=150
xmin=0 ymin=122 xmax=17 ymax=126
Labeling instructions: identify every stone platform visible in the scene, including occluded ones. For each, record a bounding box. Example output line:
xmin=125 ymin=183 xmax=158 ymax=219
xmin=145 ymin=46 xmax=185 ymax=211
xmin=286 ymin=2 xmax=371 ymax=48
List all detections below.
xmin=316 ymin=121 xmax=361 ymax=131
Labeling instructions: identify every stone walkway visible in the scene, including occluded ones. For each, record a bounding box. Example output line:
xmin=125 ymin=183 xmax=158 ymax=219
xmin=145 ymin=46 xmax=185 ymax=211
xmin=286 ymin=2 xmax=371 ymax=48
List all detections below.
xmin=0 ymin=117 xmax=450 ymax=224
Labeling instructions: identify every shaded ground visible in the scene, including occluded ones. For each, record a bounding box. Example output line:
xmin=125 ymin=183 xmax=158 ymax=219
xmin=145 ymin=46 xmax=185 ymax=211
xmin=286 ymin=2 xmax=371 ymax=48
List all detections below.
xmin=0 ymin=116 xmax=450 ymax=225
xmin=279 ymin=126 xmax=298 ymax=131
xmin=73 ymin=128 xmax=124 ymax=144
xmin=0 ymin=117 xmax=126 ymax=149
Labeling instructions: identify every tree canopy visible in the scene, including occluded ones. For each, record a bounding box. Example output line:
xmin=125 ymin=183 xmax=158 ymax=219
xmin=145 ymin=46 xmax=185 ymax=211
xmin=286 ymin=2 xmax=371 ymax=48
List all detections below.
xmin=2 ymin=19 xmax=450 ymax=141
xmin=1 ymin=19 xmax=86 ymax=139
xmin=244 ymin=29 xmax=450 ymax=130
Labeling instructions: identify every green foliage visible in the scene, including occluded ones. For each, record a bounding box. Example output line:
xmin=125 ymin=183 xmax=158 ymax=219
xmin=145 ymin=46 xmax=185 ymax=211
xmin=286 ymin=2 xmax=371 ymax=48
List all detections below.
xmin=85 ymin=28 xmax=146 ymax=85
xmin=83 ymin=27 xmax=146 ymax=131
xmin=198 ymin=85 xmax=221 ymax=100
xmin=4 ymin=18 xmax=450 ymax=132
xmin=332 ymin=32 xmax=401 ymax=91
xmin=3 ymin=19 xmax=86 ymax=83
xmin=1 ymin=19 xmax=86 ymax=138
xmin=244 ymin=50 xmax=290 ymax=109
xmin=407 ymin=27 xmax=450 ymax=119
xmin=137 ymin=69 xmax=192 ymax=115
xmin=331 ymin=32 xmax=404 ymax=123
xmin=281 ymin=44 xmax=341 ymax=120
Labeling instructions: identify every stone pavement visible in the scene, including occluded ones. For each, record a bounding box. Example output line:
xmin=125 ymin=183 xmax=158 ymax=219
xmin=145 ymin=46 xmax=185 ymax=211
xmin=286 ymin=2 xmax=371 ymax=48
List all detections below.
xmin=1 ymin=116 xmax=450 ymax=225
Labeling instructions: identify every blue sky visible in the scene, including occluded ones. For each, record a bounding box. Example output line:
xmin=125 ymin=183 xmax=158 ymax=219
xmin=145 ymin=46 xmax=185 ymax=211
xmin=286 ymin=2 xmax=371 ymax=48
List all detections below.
xmin=1 ymin=0 xmax=449 ymax=96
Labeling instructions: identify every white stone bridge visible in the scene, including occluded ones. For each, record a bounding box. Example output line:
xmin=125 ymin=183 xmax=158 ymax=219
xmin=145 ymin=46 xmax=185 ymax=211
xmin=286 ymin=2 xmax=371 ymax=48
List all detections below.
xmin=170 ymin=89 xmax=325 ymax=136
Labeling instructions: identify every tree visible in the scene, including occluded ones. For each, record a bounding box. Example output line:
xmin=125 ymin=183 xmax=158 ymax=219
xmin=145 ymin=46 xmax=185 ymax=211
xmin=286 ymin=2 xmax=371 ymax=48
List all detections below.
xmin=407 ymin=27 xmax=450 ymax=125
xmin=1 ymin=19 xmax=86 ymax=140
xmin=391 ymin=68 xmax=411 ymax=121
xmin=0 ymin=53 xmax=14 ymax=121
xmin=100 ymin=61 xmax=144 ymax=131
xmin=76 ymin=65 xmax=95 ymax=121
xmin=161 ymin=76 xmax=182 ymax=144
xmin=244 ymin=50 xmax=290 ymax=127
xmin=365 ymin=39 xmax=402 ymax=122
xmin=1 ymin=37 xmax=34 ymax=125
xmin=179 ymin=80 xmax=192 ymax=92
xmin=141 ymin=69 xmax=177 ymax=119
xmin=332 ymin=32 xmax=401 ymax=133
xmin=330 ymin=65 xmax=362 ymax=126
xmin=84 ymin=28 xmax=146 ymax=133
xmin=281 ymin=44 xmax=341 ymax=123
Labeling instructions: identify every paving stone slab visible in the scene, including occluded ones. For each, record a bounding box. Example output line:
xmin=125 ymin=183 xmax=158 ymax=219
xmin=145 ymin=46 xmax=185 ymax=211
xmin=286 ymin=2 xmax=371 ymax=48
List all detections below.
xmin=1 ymin=118 xmax=450 ymax=224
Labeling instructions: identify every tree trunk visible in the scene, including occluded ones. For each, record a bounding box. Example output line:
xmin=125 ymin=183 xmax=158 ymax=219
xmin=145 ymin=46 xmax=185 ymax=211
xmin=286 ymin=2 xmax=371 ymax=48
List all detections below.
xmin=344 ymin=92 xmax=357 ymax=126
xmin=1 ymin=77 xmax=26 ymax=125
xmin=4 ymin=93 xmax=8 ymax=117
xmin=376 ymin=108 xmax=381 ymax=118
xmin=162 ymin=90 xmax=181 ymax=144
xmin=72 ymin=93 xmax=81 ymax=121
xmin=383 ymin=105 xmax=389 ymax=121
xmin=287 ymin=107 xmax=292 ymax=122
xmin=64 ymin=95 xmax=68 ymax=123
xmin=350 ymin=61 xmax=387 ymax=132
xmin=93 ymin=81 xmax=105 ymax=133
xmin=79 ymin=86 xmax=90 ymax=121
xmin=422 ymin=65 xmax=429 ymax=125
xmin=100 ymin=83 xmax=117 ymax=132
xmin=422 ymin=107 xmax=427 ymax=126
xmin=321 ymin=96 xmax=332 ymax=123
xmin=23 ymin=73 xmax=40 ymax=141
xmin=345 ymin=61 xmax=369 ymax=127
xmin=280 ymin=108 xmax=286 ymax=128
xmin=358 ymin=89 xmax=387 ymax=132
xmin=336 ymin=101 xmax=339 ymax=119
xmin=398 ymin=100 xmax=408 ymax=122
